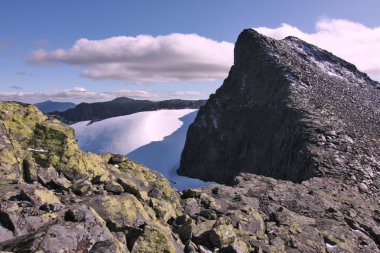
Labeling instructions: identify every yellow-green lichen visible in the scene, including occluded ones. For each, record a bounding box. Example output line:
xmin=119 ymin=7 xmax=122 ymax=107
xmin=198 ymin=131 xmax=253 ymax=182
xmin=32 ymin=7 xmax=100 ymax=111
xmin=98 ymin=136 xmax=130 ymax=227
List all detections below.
xmin=131 ymin=225 xmax=176 ymax=253
xmin=34 ymin=189 xmax=61 ymax=204
xmin=86 ymin=194 xmax=154 ymax=229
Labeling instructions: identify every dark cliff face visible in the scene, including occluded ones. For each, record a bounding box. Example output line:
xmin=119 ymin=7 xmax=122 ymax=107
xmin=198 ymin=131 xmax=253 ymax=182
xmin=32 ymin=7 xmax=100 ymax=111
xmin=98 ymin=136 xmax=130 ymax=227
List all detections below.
xmin=178 ymin=29 xmax=380 ymax=193
xmin=52 ymin=97 xmax=206 ymax=124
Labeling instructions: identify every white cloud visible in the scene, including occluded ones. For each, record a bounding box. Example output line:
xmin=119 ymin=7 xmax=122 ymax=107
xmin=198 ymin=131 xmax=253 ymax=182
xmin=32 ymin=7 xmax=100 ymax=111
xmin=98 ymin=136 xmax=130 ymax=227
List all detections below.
xmin=107 ymin=89 xmax=157 ymax=99
xmin=28 ymin=33 xmax=234 ymax=83
xmin=169 ymin=91 xmax=206 ymax=99
xmin=0 ymin=87 xmax=157 ymax=103
xmin=255 ymin=18 xmax=380 ymax=78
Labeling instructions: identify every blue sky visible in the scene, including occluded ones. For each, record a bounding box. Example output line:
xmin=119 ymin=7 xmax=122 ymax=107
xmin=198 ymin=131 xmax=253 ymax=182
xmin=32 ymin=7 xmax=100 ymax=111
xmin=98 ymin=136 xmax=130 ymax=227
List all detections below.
xmin=1 ymin=0 xmax=380 ymax=103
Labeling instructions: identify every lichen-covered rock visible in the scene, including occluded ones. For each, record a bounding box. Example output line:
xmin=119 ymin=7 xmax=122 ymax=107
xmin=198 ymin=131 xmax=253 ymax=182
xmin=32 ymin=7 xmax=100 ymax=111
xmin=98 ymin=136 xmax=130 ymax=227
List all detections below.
xmin=118 ymin=160 xmax=180 ymax=204
xmin=176 ymin=218 xmax=194 ymax=243
xmin=200 ymin=174 xmax=380 ymax=252
xmin=148 ymin=187 xmax=163 ymax=199
xmin=108 ymin=154 xmax=127 ymax=165
xmin=17 ymin=184 xmax=61 ymax=205
xmin=191 ymin=220 xmax=215 ymax=248
xmin=220 ymin=239 xmax=250 ymax=253
xmin=209 ymin=223 xmax=236 ymax=248
xmin=90 ymin=239 xmax=129 ymax=253
xmin=36 ymin=165 xmax=58 ymax=186
xmin=0 ymin=199 xmax=128 ymax=253
xmin=149 ymin=198 xmax=177 ymax=222
xmin=72 ymin=179 xmax=93 ymax=196
xmin=0 ymin=102 xmax=184 ymax=252
xmin=86 ymin=194 xmax=153 ymax=230
xmin=182 ymin=198 xmax=200 ymax=217
xmin=0 ymin=102 xmax=111 ymax=183
xmin=131 ymin=225 xmax=177 ymax=253
xmin=104 ymin=181 xmax=124 ymax=195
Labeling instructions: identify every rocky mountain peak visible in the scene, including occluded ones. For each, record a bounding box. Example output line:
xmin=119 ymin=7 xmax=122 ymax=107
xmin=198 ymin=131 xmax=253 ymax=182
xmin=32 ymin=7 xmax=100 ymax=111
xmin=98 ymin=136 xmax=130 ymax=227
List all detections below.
xmin=178 ymin=29 xmax=380 ymax=197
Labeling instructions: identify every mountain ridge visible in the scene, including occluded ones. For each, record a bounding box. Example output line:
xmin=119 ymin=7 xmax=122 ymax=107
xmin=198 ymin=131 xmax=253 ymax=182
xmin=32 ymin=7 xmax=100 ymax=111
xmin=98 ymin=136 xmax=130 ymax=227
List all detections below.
xmin=35 ymin=100 xmax=76 ymax=113
xmin=179 ymin=29 xmax=380 ymax=196
xmin=51 ymin=97 xmax=206 ymax=124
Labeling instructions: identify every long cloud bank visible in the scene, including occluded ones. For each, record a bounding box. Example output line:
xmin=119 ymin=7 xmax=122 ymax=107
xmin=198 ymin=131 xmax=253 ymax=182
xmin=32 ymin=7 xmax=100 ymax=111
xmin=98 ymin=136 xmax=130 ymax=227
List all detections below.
xmin=0 ymin=87 xmax=206 ymax=103
xmin=0 ymin=87 xmax=155 ymax=103
xmin=27 ymin=19 xmax=380 ymax=83
xmin=256 ymin=18 xmax=380 ymax=78
xmin=28 ymin=34 xmax=234 ymax=83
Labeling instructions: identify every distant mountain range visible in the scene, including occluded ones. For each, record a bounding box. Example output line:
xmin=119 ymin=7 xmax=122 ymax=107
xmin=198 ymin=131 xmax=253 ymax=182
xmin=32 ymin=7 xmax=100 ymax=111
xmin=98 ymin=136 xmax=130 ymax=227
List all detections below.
xmin=51 ymin=97 xmax=206 ymax=123
xmin=35 ymin=100 xmax=76 ymax=113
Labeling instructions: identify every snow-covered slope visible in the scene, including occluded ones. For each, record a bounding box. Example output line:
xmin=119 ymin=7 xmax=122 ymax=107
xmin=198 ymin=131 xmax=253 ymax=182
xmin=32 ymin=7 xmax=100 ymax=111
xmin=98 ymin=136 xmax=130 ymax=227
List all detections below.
xmin=71 ymin=109 xmax=209 ymax=189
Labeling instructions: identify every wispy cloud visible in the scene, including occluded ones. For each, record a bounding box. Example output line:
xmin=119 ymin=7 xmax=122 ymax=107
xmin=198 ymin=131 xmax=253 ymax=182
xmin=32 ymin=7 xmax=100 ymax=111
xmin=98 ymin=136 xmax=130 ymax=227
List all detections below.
xmin=27 ymin=33 xmax=234 ymax=83
xmin=16 ymin=71 xmax=33 ymax=77
xmin=0 ymin=38 xmax=13 ymax=49
xmin=33 ymin=39 xmax=51 ymax=48
xmin=10 ymin=85 xmax=22 ymax=90
xmin=0 ymin=87 xmax=156 ymax=103
xmin=105 ymin=89 xmax=157 ymax=99
xmin=255 ymin=18 xmax=380 ymax=78
xmin=169 ymin=91 xmax=206 ymax=99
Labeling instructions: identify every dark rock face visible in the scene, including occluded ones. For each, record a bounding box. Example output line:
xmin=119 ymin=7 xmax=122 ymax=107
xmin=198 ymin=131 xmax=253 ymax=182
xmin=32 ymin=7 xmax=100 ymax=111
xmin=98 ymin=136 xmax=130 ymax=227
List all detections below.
xmin=178 ymin=29 xmax=380 ymax=193
xmin=52 ymin=97 xmax=206 ymax=124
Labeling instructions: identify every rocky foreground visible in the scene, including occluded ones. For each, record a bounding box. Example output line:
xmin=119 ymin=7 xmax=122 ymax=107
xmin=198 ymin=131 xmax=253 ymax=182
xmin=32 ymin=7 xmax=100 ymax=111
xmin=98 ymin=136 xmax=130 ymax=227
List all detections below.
xmin=0 ymin=105 xmax=378 ymax=252
xmin=0 ymin=29 xmax=380 ymax=252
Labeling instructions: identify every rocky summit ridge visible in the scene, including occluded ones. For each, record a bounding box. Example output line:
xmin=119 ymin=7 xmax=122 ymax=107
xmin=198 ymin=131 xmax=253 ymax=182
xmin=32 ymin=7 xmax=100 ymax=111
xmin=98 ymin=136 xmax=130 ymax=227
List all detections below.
xmin=0 ymin=29 xmax=379 ymax=253
xmin=178 ymin=29 xmax=380 ymax=198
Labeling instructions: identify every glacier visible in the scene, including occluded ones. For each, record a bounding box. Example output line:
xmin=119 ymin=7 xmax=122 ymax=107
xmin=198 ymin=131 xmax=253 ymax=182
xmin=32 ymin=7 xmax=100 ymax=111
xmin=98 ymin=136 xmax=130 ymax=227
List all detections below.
xmin=71 ymin=109 xmax=210 ymax=190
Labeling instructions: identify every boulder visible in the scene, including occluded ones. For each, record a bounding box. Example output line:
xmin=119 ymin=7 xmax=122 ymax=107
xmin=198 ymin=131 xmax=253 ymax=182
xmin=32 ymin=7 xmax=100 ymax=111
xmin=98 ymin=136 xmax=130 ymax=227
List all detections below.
xmin=108 ymin=154 xmax=126 ymax=165
xmin=209 ymin=223 xmax=236 ymax=248
xmin=148 ymin=187 xmax=163 ymax=199
xmin=85 ymin=194 xmax=153 ymax=230
xmin=104 ymin=182 xmax=124 ymax=195
xmin=72 ymin=180 xmax=93 ymax=196
xmin=90 ymin=240 xmax=129 ymax=253
xmin=37 ymin=166 xmax=59 ymax=186
xmin=131 ymin=226 xmax=176 ymax=253
xmin=220 ymin=239 xmax=250 ymax=253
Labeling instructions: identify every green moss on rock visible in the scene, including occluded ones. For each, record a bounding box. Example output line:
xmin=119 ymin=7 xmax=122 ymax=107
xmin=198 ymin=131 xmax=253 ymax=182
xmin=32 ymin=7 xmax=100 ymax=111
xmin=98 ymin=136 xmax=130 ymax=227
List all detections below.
xmin=86 ymin=194 xmax=154 ymax=230
xmin=131 ymin=225 xmax=176 ymax=253
xmin=0 ymin=102 xmax=111 ymax=182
